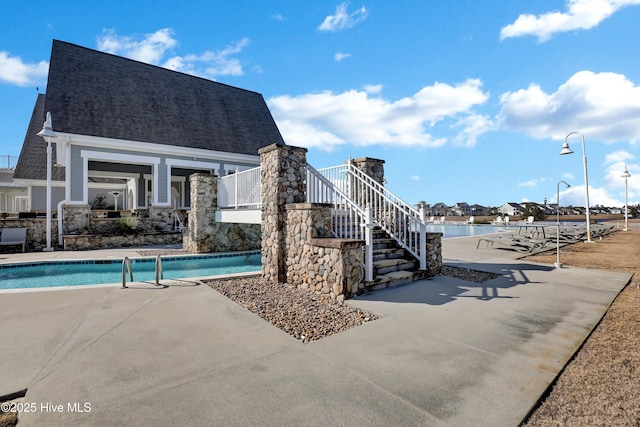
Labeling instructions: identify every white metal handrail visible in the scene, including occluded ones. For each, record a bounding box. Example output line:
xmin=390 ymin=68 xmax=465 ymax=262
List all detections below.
xmin=307 ymin=164 xmax=374 ymax=281
xmin=218 ymin=166 xmax=262 ymax=209
xmin=316 ymin=162 xmax=427 ymax=270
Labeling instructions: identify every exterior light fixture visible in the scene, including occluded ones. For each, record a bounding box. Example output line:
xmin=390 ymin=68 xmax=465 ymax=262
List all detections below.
xmin=36 ymin=111 xmax=57 ymax=251
xmin=560 ymin=132 xmax=592 ymax=243
xmin=621 ymin=165 xmax=631 ymax=231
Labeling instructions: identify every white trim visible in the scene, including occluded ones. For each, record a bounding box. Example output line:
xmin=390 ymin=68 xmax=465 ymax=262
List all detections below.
xmin=165 ymin=158 xmax=220 ymax=208
xmin=81 ymin=150 xmax=161 ymax=206
xmin=57 ymin=132 xmax=260 ymax=164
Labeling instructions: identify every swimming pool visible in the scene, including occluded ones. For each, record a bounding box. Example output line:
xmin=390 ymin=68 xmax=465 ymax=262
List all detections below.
xmin=0 ymin=252 xmax=261 ymax=291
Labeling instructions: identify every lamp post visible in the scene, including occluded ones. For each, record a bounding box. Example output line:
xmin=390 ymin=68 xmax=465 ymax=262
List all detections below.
xmin=36 ymin=112 xmax=57 ymax=252
xmin=560 ymin=132 xmax=592 ymax=243
xmin=621 ymin=165 xmax=631 ymax=231
xmin=555 ymin=180 xmax=571 ymax=268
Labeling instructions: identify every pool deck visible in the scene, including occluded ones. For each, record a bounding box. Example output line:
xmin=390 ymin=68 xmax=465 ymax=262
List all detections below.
xmin=0 ymin=238 xmax=632 ymax=426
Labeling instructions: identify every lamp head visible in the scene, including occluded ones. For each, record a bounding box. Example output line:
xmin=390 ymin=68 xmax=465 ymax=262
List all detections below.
xmin=36 ymin=112 xmax=57 ymax=139
xmin=559 ymin=141 xmax=574 ymax=155
xmin=621 ymin=165 xmax=631 ymax=179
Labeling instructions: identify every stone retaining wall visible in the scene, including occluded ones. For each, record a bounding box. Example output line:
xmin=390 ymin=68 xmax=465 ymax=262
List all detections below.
xmin=63 ymin=232 xmax=183 ymax=251
xmin=183 ymin=173 xmax=261 ymax=253
xmin=283 ymin=203 xmax=364 ymax=303
xmin=0 ymin=218 xmax=58 ymax=252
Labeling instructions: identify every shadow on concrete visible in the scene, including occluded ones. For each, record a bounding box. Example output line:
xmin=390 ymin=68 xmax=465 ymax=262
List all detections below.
xmin=357 ymin=262 xmax=555 ymax=306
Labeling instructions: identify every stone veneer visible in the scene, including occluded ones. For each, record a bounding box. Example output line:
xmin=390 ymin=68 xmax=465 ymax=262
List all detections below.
xmin=183 ymin=173 xmax=261 ymax=253
xmin=260 ymin=143 xmax=366 ymax=302
xmin=0 ymin=218 xmax=59 ymax=252
xmin=284 ymin=203 xmax=364 ymax=302
xmin=259 ymin=143 xmax=308 ymax=282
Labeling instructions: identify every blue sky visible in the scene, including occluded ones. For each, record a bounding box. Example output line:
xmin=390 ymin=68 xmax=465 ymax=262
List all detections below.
xmin=2 ymin=0 xmax=640 ymax=208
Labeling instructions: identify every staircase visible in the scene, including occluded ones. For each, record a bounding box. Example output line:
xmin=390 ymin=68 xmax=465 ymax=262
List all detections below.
xmin=368 ymin=227 xmax=431 ymax=291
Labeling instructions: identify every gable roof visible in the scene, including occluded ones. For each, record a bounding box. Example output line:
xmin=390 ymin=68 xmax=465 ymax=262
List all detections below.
xmin=14 ymin=94 xmax=65 ymax=181
xmin=46 ymin=40 xmax=284 ymax=154
xmin=15 ymin=40 xmax=286 ymax=181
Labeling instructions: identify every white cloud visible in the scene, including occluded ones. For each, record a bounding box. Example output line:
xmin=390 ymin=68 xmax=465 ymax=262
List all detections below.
xmin=603 ymin=151 xmax=639 ymax=201
xmin=97 ymin=29 xmax=250 ymax=78
xmin=0 ymin=51 xmax=48 ymax=86
xmin=268 ymin=79 xmax=490 ymax=151
xmin=334 ymin=52 xmax=351 ymax=62
xmin=498 ymin=70 xmax=640 ymax=142
xmin=318 ymin=3 xmax=368 ymax=32
xmin=500 ymin=0 xmax=640 ymax=42
xmin=517 ymin=177 xmax=546 ymax=188
xmin=271 ymin=13 xmax=285 ymax=21
xmin=411 ymin=175 xmax=420 ymax=181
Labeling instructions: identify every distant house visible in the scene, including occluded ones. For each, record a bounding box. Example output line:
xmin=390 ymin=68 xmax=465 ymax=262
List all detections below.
xmin=13 ymin=40 xmax=285 ymax=212
xmin=451 ymin=202 xmax=472 ymax=217
xmin=470 ymin=204 xmax=487 ymax=216
xmin=498 ymin=202 xmax=523 ymax=217
xmin=431 ymin=202 xmax=449 ymax=217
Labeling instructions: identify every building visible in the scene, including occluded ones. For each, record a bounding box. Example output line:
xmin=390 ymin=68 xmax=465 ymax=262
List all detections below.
xmin=13 ymin=40 xmax=285 ymax=213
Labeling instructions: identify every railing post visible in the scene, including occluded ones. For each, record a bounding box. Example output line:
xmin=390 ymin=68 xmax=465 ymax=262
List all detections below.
xmin=419 ymin=204 xmax=427 ymax=270
xmin=364 ymin=205 xmax=374 ymax=282
xmin=234 ymin=167 xmax=239 ymax=209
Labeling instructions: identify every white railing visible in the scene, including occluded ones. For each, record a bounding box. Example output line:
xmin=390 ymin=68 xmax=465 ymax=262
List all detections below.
xmin=315 ymin=162 xmax=427 ymax=270
xmin=307 ymin=164 xmax=374 ymax=281
xmin=218 ymin=166 xmax=262 ymax=209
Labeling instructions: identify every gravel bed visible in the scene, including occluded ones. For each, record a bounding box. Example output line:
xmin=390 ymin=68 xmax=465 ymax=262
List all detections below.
xmin=205 ymin=266 xmax=495 ymax=343
xmin=206 ymin=276 xmax=378 ymax=343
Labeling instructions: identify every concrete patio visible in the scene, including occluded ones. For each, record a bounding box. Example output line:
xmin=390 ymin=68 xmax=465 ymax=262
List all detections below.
xmin=0 ymin=236 xmax=631 ymax=426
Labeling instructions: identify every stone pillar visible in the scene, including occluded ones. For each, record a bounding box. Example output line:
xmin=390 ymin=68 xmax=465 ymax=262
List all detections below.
xmin=259 ymin=143 xmax=308 ymax=282
xmin=426 ymin=232 xmax=443 ymax=275
xmin=351 ymin=157 xmax=385 ymax=185
xmin=62 ymin=204 xmax=91 ymax=234
xmin=184 ymin=173 xmax=217 ymax=253
xmin=349 ymin=157 xmax=385 ymax=207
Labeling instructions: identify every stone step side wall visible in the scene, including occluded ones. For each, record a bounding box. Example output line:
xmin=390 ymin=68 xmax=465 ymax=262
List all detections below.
xmin=283 ymin=203 xmax=364 ymax=303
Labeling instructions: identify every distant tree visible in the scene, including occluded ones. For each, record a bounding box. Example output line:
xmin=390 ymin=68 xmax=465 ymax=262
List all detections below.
xmin=522 ymin=203 xmax=547 ymax=221
xmin=630 ymin=204 xmax=640 ymax=219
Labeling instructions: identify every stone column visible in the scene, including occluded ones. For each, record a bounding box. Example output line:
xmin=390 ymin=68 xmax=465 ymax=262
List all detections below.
xmin=349 ymin=157 xmax=385 ymax=207
xmin=184 ymin=173 xmax=217 ymax=253
xmin=259 ymin=143 xmax=308 ymax=282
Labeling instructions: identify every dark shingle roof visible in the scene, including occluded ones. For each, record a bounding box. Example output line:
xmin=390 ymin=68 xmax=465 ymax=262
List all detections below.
xmin=14 ymin=94 xmax=65 ymax=181
xmin=15 ymin=40 xmax=285 ymax=180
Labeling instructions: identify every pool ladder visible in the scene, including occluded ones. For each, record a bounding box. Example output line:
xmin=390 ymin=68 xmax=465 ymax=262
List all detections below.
xmin=121 ymin=255 xmax=163 ymax=289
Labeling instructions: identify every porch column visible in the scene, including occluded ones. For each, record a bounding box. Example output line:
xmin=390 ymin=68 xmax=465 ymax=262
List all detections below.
xmin=259 ymin=143 xmax=307 ymax=282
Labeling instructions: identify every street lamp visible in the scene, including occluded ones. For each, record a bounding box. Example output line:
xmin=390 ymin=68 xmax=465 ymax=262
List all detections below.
xmin=560 ymin=132 xmax=592 ymax=243
xmin=555 ymin=180 xmax=571 ymax=268
xmin=36 ymin=111 xmax=57 ymax=252
xmin=621 ymin=165 xmax=631 ymax=231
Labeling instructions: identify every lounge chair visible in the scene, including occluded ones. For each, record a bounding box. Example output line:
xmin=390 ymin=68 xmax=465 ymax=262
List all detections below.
xmin=492 ymin=216 xmax=503 ymax=225
xmin=504 ymin=216 xmax=510 ymax=225
xmin=439 ymin=216 xmax=446 ymax=224
xmin=467 ymin=216 xmax=475 ymax=224
xmin=0 ymin=227 xmax=27 ymax=252
xmin=476 ymin=233 xmax=547 ymax=253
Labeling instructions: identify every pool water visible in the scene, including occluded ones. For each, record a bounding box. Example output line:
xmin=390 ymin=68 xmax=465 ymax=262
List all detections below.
xmin=0 ymin=252 xmax=261 ymax=290
xmin=426 ymin=223 xmax=509 ymax=239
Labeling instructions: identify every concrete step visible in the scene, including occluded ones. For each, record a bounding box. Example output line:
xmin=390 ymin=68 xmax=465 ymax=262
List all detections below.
xmin=366 ymin=270 xmax=416 ymax=292
xmin=372 ymin=247 xmax=406 ymax=261
xmin=373 ymin=258 xmax=417 ymax=275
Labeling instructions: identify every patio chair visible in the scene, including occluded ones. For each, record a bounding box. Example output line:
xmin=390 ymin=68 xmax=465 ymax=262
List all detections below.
xmin=467 ymin=216 xmax=475 ymax=224
xmin=492 ymin=216 xmax=503 ymax=225
xmin=0 ymin=227 xmax=27 ymax=252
